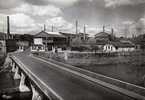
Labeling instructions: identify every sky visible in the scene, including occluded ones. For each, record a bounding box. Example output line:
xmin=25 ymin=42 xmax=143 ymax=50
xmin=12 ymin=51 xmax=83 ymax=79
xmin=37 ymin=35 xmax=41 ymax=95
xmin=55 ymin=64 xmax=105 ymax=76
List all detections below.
xmin=0 ymin=0 xmax=145 ymax=37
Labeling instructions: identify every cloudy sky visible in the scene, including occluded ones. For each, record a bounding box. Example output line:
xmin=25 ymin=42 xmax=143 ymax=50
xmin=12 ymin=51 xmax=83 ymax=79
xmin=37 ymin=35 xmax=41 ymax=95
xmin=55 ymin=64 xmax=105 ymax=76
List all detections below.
xmin=0 ymin=0 xmax=145 ymax=37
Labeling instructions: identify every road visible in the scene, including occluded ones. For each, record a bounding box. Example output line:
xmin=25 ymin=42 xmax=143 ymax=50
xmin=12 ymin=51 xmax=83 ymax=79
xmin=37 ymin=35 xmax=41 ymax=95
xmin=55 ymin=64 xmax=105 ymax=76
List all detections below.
xmin=13 ymin=53 xmax=134 ymax=100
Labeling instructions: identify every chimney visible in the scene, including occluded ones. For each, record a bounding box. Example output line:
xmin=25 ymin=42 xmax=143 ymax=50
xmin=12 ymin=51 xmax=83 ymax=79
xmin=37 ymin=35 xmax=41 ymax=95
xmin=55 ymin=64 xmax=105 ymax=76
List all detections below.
xmin=7 ymin=16 xmax=10 ymax=35
xmin=44 ymin=24 xmax=46 ymax=31
xmin=103 ymin=25 xmax=105 ymax=32
xmin=111 ymin=28 xmax=114 ymax=35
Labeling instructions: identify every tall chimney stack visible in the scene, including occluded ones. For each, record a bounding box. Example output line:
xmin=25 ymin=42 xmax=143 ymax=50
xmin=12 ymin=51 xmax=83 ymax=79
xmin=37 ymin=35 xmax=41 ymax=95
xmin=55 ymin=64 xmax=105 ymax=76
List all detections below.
xmin=103 ymin=25 xmax=105 ymax=32
xmin=44 ymin=24 xmax=46 ymax=31
xmin=111 ymin=28 xmax=114 ymax=35
xmin=7 ymin=16 xmax=10 ymax=35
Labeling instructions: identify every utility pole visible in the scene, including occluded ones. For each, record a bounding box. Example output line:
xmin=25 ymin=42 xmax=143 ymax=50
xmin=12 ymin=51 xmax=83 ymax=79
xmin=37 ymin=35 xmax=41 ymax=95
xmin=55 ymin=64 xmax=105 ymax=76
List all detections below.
xmin=103 ymin=25 xmax=105 ymax=32
xmin=51 ymin=25 xmax=54 ymax=32
xmin=83 ymin=24 xmax=86 ymax=40
xmin=111 ymin=28 xmax=114 ymax=36
xmin=76 ymin=20 xmax=78 ymax=34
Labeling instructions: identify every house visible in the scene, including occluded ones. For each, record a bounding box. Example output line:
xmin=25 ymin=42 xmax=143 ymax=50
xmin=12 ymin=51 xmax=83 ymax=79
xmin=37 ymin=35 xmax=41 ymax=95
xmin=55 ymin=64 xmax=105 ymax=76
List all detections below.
xmin=95 ymin=32 xmax=112 ymax=41
xmin=59 ymin=32 xmax=77 ymax=46
xmin=103 ymin=41 xmax=135 ymax=52
xmin=132 ymin=34 xmax=145 ymax=50
xmin=0 ymin=32 xmax=7 ymax=54
xmin=76 ymin=33 xmax=89 ymax=41
xmin=16 ymin=41 xmax=29 ymax=52
xmin=33 ymin=31 xmax=67 ymax=51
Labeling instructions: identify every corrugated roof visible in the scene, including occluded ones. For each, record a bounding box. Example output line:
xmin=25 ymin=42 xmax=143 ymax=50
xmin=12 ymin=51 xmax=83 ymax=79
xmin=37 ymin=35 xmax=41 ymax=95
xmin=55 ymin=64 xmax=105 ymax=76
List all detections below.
xmin=59 ymin=32 xmax=76 ymax=37
xmin=34 ymin=31 xmax=66 ymax=38
xmin=95 ymin=32 xmax=110 ymax=38
xmin=108 ymin=41 xmax=135 ymax=48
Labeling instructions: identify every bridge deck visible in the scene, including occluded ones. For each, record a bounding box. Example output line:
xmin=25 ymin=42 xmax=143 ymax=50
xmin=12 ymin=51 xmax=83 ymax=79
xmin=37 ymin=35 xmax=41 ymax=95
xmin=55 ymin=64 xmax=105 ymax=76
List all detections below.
xmin=12 ymin=53 xmax=134 ymax=100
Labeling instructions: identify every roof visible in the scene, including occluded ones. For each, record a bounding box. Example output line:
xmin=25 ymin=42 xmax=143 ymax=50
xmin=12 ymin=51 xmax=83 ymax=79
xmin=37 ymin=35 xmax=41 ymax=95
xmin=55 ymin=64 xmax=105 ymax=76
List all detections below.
xmin=59 ymin=32 xmax=77 ymax=37
xmin=95 ymin=32 xmax=110 ymax=38
xmin=0 ymin=32 xmax=7 ymax=40
xmin=34 ymin=31 xmax=66 ymax=38
xmin=95 ymin=40 xmax=109 ymax=45
xmin=87 ymin=37 xmax=135 ymax=48
xmin=107 ymin=41 xmax=135 ymax=48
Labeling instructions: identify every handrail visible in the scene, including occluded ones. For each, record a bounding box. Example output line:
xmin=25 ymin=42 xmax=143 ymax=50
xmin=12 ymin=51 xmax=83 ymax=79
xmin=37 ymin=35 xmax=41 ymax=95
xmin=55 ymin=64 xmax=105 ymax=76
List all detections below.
xmin=10 ymin=55 xmax=63 ymax=100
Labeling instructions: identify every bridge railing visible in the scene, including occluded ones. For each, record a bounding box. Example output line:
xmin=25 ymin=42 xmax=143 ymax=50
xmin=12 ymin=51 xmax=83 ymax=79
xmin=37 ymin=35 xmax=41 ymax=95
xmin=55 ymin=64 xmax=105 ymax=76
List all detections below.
xmin=10 ymin=55 xmax=62 ymax=100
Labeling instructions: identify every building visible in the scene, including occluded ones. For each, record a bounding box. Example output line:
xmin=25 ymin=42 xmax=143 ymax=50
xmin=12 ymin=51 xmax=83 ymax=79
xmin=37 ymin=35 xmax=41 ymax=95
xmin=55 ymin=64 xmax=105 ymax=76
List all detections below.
xmin=16 ymin=41 xmax=29 ymax=52
xmin=0 ymin=32 xmax=7 ymax=54
xmin=6 ymin=34 xmax=33 ymax=52
xmin=59 ymin=32 xmax=77 ymax=46
xmin=95 ymin=32 xmax=112 ymax=41
xmin=0 ymin=40 xmax=6 ymax=54
xmin=103 ymin=41 xmax=135 ymax=52
xmin=34 ymin=31 xmax=67 ymax=51
xmin=31 ymin=38 xmax=45 ymax=52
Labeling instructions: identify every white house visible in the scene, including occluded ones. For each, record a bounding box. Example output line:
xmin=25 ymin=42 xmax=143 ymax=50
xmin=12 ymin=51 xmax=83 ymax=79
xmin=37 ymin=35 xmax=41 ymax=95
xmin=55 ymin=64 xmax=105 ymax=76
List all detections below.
xmin=103 ymin=42 xmax=135 ymax=52
xmin=103 ymin=44 xmax=116 ymax=52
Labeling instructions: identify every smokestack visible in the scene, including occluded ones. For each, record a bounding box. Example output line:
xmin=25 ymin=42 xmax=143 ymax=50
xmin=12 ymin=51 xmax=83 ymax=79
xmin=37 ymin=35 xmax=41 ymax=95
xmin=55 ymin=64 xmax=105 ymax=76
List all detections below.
xmin=76 ymin=20 xmax=78 ymax=34
xmin=103 ymin=25 xmax=105 ymax=32
xmin=44 ymin=24 xmax=46 ymax=31
xmin=7 ymin=16 xmax=10 ymax=35
xmin=111 ymin=28 xmax=114 ymax=35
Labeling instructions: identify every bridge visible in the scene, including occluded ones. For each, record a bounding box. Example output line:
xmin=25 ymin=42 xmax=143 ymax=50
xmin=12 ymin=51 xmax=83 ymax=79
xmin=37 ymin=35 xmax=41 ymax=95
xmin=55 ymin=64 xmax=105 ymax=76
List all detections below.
xmin=9 ymin=51 xmax=145 ymax=100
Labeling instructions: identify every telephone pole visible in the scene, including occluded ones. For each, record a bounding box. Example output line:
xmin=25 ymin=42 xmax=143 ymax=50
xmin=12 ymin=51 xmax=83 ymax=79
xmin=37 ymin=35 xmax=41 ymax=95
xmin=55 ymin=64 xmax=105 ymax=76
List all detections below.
xmin=83 ymin=24 xmax=86 ymax=40
xmin=103 ymin=25 xmax=105 ymax=32
xmin=76 ymin=20 xmax=78 ymax=34
xmin=51 ymin=25 xmax=54 ymax=32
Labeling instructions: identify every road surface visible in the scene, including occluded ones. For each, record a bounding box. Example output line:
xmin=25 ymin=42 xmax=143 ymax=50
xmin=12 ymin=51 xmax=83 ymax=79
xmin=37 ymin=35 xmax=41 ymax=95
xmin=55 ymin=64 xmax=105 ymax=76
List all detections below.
xmin=13 ymin=53 xmax=134 ymax=100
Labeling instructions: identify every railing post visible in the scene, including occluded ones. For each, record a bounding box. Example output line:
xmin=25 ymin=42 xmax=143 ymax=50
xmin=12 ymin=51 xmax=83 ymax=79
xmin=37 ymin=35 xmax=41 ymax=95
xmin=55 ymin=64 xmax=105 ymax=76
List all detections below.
xmin=64 ymin=52 xmax=68 ymax=60
xmin=10 ymin=59 xmax=13 ymax=67
xmin=31 ymin=84 xmax=43 ymax=100
xmin=14 ymin=66 xmax=21 ymax=79
xmin=19 ymin=73 xmax=30 ymax=92
xmin=12 ymin=62 xmax=16 ymax=72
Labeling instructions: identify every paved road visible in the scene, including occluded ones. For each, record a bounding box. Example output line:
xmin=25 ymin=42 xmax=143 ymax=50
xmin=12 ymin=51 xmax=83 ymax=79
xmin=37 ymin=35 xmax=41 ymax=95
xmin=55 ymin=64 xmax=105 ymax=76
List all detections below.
xmin=13 ymin=53 xmax=134 ymax=100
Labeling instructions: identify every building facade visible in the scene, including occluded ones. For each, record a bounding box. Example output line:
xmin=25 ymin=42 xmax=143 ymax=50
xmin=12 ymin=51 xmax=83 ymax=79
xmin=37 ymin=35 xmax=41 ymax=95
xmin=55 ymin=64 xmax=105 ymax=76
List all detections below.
xmin=103 ymin=42 xmax=135 ymax=52
xmin=34 ymin=31 xmax=67 ymax=51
